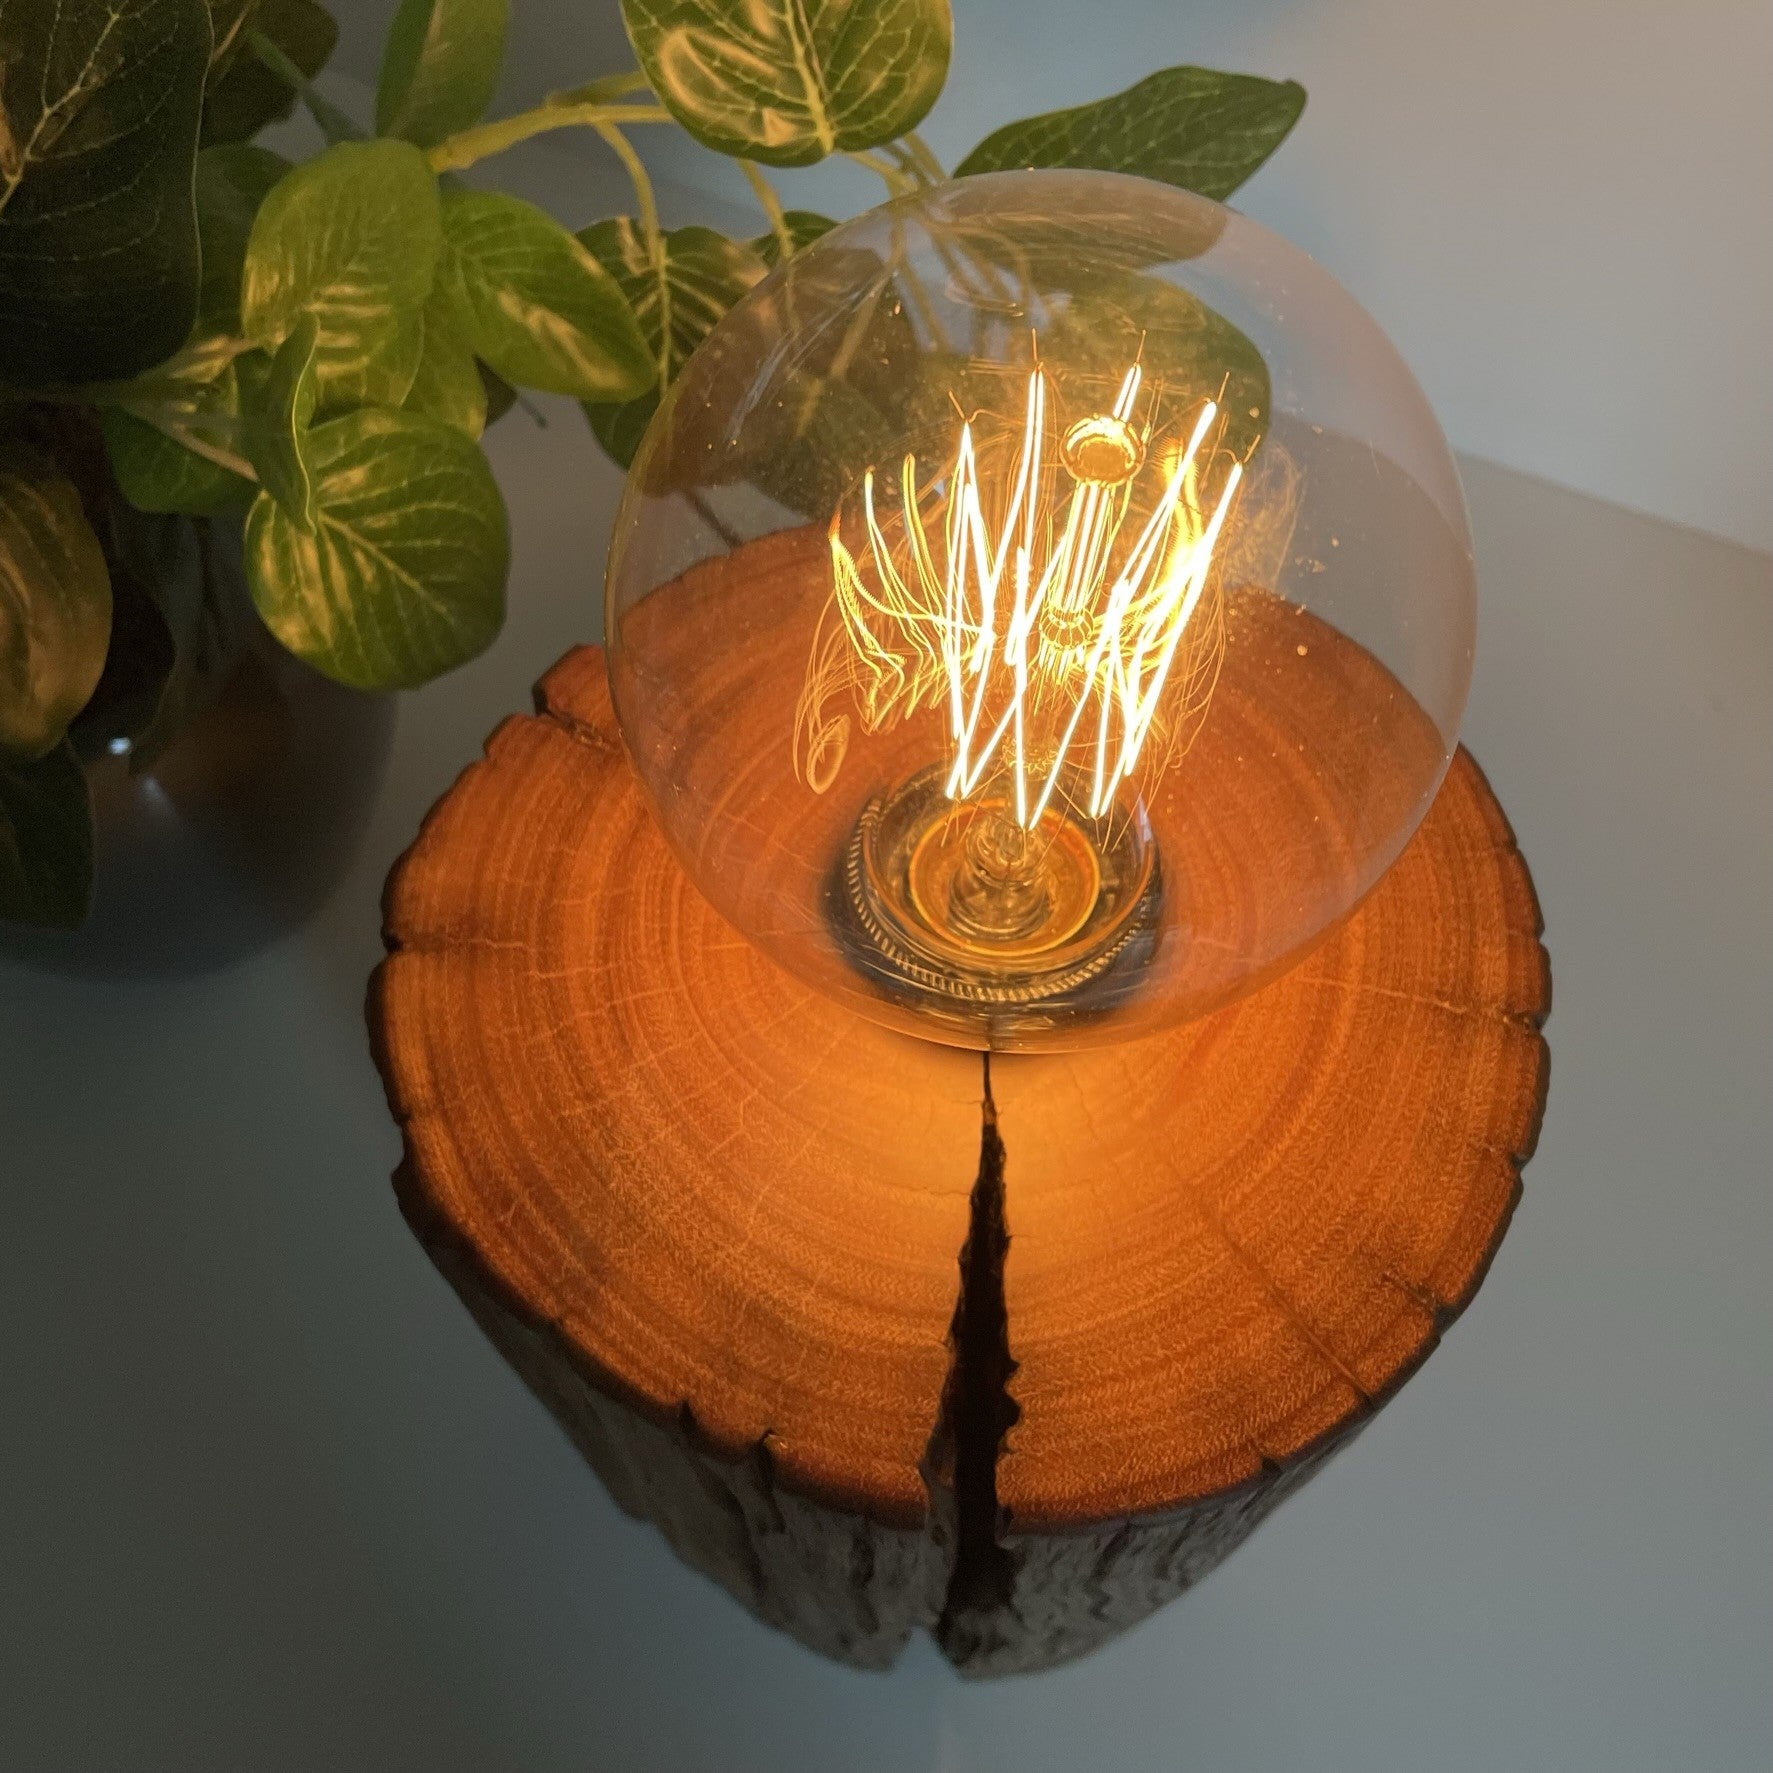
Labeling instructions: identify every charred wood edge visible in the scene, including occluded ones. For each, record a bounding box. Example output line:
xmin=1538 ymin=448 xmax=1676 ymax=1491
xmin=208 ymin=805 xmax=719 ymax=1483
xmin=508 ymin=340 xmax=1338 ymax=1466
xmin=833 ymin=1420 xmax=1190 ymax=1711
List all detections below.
xmin=365 ymin=656 xmax=1553 ymax=1677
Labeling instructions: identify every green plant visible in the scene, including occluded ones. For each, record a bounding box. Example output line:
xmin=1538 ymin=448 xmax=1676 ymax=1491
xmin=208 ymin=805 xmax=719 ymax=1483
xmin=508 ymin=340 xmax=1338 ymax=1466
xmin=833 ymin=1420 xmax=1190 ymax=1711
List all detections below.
xmin=0 ymin=0 xmax=1303 ymax=927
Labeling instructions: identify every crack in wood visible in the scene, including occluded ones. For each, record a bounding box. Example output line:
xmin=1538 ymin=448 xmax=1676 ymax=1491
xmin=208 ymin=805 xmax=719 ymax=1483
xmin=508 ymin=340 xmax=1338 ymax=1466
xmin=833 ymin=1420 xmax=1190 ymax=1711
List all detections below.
xmin=540 ymin=705 xmax=624 ymax=757
xmin=932 ymin=1054 xmax=1023 ymax=1662
xmin=1188 ymin=1188 xmax=1379 ymax=1408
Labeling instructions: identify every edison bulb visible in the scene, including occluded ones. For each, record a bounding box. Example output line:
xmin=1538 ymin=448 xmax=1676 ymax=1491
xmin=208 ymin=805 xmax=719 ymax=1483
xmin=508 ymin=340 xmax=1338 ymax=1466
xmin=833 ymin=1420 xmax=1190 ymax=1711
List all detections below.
xmin=605 ymin=170 xmax=1475 ymax=1051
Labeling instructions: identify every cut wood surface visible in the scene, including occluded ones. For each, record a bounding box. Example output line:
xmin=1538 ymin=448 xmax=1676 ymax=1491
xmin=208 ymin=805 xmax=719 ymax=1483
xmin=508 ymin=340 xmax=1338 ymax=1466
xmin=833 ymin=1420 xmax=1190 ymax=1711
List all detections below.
xmin=369 ymin=545 xmax=1550 ymax=1677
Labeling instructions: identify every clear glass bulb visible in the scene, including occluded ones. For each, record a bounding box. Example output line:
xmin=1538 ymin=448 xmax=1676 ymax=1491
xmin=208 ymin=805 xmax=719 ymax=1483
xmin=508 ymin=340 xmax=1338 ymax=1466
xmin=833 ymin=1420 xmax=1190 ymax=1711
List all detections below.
xmin=605 ymin=170 xmax=1475 ymax=1051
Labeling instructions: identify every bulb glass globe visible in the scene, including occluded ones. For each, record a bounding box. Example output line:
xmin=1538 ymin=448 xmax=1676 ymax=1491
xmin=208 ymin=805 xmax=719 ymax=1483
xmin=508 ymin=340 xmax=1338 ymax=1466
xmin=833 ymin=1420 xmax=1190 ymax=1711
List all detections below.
xmin=605 ymin=170 xmax=1475 ymax=1051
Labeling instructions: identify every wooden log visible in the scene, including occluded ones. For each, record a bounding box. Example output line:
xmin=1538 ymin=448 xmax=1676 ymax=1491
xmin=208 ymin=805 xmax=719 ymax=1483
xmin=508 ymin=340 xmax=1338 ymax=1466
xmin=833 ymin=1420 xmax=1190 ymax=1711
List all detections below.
xmin=369 ymin=548 xmax=1549 ymax=1678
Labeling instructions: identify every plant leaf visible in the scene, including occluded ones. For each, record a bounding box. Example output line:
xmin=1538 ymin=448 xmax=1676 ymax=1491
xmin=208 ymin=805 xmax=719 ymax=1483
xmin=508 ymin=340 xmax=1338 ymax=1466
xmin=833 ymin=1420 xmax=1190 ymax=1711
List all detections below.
xmin=95 ymin=332 xmax=256 ymax=515
xmin=195 ymin=142 xmax=292 ymax=332
xmin=241 ymin=138 xmax=441 ymax=411
xmin=200 ymin=0 xmax=339 ymax=146
xmin=245 ymin=23 xmax=364 ymax=145
xmin=589 ymin=220 xmax=771 ymax=382
xmin=631 ymin=237 xmax=918 ymax=514
xmin=955 ymin=67 xmax=1305 ymax=201
xmin=0 ymin=0 xmax=209 ymax=386
xmin=404 ymin=286 xmax=487 ymax=437
xmin=1045 ymin=268 xmax=1270 ymax=457
xmin=582 ymin=396 xmax=657 ymax=473
xmin=376 ymin=0 xmax=509 ymax=148
xmin=621 ymin=0 xmax=951 ymax=167
xmin=577 ymin=218 xmax=767 ymax=466
xmin=243 ymin=407 xmax=508 ymax=688
xmin=479 ymin=362 xmax=517 ymax=425
xmin=751 ymin=207 xmax=835 ymax=267
xmin=441 ymin=190 xmax=653 ymax=400
xmin=0 ymin=739 xmax=93 ymax=926
xmin=0 ymin=445 xmax=113 ymax=758
xmin=241 ymin=315 xmax=319 ymax=527
xmin=100 ymin=394 xmax=252 ymax=517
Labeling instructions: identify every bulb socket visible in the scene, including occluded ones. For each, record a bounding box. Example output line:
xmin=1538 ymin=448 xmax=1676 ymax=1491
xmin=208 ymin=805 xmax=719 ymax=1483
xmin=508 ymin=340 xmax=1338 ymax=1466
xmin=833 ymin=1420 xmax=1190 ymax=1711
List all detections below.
xmin=829 ymin=766 xmax=1162 ymax=1033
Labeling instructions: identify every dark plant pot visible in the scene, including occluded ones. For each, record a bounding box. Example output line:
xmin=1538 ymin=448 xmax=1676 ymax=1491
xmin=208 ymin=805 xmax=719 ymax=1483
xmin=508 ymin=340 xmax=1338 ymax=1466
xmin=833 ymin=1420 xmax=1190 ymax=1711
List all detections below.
xmin=2 ymin=635 xmax=396 ymax=979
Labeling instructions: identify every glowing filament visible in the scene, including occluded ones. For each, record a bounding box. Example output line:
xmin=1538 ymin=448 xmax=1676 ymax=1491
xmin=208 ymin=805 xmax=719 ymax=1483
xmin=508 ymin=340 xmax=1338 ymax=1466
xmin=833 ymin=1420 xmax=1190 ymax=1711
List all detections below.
xmin=796 ymin=363 xmax=1242 ymax=826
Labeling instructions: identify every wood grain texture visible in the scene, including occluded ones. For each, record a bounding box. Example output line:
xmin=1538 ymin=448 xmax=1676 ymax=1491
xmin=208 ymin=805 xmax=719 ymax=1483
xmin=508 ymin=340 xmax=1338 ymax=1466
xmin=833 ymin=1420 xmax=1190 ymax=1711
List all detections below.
xmin=370 ymin=545 xmax=1548 ymax=1676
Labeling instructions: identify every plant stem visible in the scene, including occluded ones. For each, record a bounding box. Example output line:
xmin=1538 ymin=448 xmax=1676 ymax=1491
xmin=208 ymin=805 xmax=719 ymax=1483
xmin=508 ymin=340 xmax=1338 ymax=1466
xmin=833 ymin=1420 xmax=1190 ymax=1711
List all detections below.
xmin=247 ymin=30 xmax=363 ymax=144
xmin=592 ymin=123 xmax=661 ymax=250
xmin=165 ymin=333 xmax=258 ymax=378
xmin=904 ymin=131 xmax=948 ymax=184
xmin=846 ymin=147 xmax=914 ymax=196
xmin=122 ymin=405 xmax=258 ymax=484
xmin=739 ymin=160 xmax=794 ymax=258
xmin=209 ymin=0 xmax=253 ymax=72
xmin=886 ymin=142 xmax=927 ymax=186
xmin=885 ymin=215 xmax=952 ymax=351
xmin=549 ymin=71 xmax=652 ymax=106
xmin=593 ymin=123 xmax=669 ymax=382
xmin=428 ymin=100 xmax=669 ymax=173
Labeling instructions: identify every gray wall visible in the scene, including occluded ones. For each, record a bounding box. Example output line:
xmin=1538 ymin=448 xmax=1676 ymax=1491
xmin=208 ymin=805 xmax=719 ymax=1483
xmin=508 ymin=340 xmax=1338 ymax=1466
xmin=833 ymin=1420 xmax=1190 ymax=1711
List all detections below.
xmin=332 ymin=0 xmax=1773 ymax=551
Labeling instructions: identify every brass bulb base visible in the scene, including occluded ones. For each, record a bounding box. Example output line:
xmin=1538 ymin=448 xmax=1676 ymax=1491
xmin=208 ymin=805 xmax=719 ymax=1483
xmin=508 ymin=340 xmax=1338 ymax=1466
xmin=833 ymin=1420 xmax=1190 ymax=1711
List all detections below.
xmin=830 ymin=766 xmax=1161 ymax=1031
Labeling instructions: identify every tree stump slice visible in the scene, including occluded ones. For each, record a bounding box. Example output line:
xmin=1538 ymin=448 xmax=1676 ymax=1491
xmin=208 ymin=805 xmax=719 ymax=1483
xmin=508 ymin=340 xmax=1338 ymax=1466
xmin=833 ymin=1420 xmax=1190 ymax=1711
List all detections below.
xmin=370 ymin=599 xmax=1549 ymax=1677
